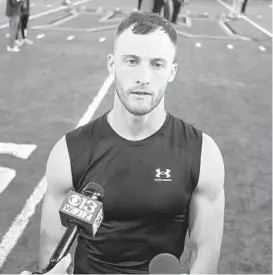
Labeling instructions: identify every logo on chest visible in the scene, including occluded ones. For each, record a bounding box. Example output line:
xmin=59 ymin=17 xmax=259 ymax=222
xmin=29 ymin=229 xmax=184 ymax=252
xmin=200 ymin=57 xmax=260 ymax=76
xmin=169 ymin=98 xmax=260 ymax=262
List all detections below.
xmin=154 ymin=168 xmax=172 ymax=182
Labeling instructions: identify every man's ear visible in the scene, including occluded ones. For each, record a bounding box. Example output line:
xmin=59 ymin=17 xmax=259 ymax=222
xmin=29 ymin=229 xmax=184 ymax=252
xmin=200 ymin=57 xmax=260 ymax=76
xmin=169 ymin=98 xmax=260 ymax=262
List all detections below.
xmin=107 ymin=54 xmax=115 ymax=75
xmin=168 ymin=63 xmax=178 ymax=83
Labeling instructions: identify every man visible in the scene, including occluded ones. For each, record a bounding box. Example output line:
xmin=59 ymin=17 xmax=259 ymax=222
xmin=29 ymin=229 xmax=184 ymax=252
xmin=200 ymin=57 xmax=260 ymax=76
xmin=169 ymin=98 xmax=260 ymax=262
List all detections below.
xmin=39 ymin=11 xmax=225 ymax=274
xmin=15 ymin=0 xmax=33 ymax=46
xmin=5 ymin=0 xmax=22 ymax=52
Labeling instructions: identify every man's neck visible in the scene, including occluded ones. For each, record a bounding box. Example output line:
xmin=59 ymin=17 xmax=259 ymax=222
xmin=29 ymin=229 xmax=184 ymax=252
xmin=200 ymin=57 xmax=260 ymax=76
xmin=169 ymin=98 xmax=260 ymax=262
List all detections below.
xmin=107 ymin=98 xmax=167 ymax=141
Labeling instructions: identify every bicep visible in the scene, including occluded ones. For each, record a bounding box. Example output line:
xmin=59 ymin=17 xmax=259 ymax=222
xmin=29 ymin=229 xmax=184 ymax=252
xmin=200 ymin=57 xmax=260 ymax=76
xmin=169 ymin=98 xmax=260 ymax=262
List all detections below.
xmin=189 ymin=187 xmax=225 ymax=253
xmin=45 ymin=135 xmax=74 ymax=194
xmin=40 ymin=136 xmax=74 ymax=235
xmin=188 ymin=133 xmax=225 ymax=255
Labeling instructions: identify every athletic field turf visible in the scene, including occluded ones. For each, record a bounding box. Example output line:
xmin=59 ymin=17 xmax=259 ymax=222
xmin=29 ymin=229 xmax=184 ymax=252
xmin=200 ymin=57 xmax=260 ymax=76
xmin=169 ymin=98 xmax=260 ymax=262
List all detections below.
xmin=0 ymin=0 xmax=271 ymax=273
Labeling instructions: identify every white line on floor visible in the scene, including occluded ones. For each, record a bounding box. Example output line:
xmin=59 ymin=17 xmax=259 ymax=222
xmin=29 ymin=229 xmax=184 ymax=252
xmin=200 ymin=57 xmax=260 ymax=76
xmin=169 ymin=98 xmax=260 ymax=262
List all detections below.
xmin=0 ymin=73 xmax=114 ymax=268
xmin=217 ymin=0 xmax=273 ymax=38
xmin=0 ymin=168 xmax=16 ymax=196
xmin=0 ymin=143 xmax=36 ymax=159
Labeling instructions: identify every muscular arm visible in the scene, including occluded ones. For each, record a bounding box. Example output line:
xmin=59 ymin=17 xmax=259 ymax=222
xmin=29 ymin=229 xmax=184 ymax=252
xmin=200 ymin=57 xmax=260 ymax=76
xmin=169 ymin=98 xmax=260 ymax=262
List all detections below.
xmin=189 ymin=133 xmax=225 ymax=274
xmin=39 ymin=136 xmax=74 ymax=270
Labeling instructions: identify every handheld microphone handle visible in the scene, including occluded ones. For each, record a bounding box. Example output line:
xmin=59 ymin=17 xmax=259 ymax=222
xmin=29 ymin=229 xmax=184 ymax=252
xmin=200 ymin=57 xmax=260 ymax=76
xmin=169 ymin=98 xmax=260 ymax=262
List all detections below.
xmin=32 ymin=222 xmax=79 ymax=274
xmin=32 ymin=190 xmax=101 ymax=274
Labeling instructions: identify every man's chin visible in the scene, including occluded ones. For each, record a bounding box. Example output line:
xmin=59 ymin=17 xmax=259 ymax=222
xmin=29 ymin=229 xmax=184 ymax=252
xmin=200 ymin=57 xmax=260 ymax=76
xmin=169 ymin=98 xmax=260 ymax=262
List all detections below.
xmin=126 ymin=106 xmax=152 ymax=116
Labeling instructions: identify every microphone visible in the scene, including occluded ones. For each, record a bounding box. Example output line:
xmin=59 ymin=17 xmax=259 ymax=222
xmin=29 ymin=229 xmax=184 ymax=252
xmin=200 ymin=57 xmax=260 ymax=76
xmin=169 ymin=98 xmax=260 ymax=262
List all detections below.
xmin=33 ymin=182 xmax=104 ymax=274
xmin=149 ymin=253 xmax=182 ymax=274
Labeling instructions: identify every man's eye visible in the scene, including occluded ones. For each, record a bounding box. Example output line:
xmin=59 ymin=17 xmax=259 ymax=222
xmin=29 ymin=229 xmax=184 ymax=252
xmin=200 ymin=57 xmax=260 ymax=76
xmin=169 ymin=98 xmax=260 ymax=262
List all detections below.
xmin=154 ymin=63 xmax=164 ymax=69
xmin=126 ymin=60 xmax=137 ymax=65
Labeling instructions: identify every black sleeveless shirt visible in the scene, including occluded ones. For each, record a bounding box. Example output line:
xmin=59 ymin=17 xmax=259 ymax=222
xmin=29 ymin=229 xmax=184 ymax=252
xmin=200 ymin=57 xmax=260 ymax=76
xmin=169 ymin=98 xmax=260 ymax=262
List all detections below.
xmin=65 ymin=111 xmax=203 ymax=274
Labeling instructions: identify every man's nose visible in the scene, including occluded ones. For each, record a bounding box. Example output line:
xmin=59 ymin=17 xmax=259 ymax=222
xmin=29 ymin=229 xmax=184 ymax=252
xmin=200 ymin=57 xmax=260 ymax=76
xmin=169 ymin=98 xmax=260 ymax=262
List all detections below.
xmin=136 ymin=65 xmax=152 ymax=85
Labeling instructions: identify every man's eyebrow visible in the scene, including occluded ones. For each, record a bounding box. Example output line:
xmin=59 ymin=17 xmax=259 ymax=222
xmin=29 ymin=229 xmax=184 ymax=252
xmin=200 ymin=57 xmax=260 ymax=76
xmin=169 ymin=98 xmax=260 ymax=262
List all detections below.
xmin=122 ymin=55 xmax=139 ymax=59
xmin=122 ymin=55 xmax=167 ymax=63
xmin=152 ymin=58 xmax=167 ymax=63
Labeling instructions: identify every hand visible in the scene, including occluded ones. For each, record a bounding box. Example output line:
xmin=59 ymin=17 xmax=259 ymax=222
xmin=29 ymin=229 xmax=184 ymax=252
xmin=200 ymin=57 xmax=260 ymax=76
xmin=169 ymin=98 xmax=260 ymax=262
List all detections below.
xmin=20 ymin=253 xmax=72 ymax=274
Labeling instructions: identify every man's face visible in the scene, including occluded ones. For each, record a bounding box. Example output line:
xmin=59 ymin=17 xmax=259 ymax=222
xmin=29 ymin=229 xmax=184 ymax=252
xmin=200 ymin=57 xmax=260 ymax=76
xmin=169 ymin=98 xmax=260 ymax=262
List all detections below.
xmin=108 ymin=26 xmax=178 ymax=116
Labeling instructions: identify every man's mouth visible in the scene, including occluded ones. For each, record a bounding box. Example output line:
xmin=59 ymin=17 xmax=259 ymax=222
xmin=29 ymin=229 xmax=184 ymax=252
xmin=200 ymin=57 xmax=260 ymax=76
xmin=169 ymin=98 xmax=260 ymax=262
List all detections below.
xmin=131 ymin=91 xmax=151 ymax=95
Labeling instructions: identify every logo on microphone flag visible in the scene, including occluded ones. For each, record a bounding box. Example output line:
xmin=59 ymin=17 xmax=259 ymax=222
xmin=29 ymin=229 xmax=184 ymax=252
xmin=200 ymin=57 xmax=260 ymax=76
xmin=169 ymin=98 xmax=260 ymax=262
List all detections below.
xmin=63 ymin=204 xmax=93 ymax=222
xmin=92 ymin=208 xmax=103 ymax=236
xmin=59 ymin=190 xmax=104 ymax=237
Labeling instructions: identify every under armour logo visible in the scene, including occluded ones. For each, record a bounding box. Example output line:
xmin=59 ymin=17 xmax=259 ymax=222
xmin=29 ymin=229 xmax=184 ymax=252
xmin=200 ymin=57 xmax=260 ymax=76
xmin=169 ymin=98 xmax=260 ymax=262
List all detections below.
xmin=155 ymin=169 xmax=171 ymax=179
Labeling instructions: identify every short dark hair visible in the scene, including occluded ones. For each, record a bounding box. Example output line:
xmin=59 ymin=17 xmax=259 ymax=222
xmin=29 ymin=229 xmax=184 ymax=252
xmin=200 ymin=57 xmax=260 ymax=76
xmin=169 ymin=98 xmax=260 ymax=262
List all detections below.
xmin=115 ymin=11 xmax=177 ymax=48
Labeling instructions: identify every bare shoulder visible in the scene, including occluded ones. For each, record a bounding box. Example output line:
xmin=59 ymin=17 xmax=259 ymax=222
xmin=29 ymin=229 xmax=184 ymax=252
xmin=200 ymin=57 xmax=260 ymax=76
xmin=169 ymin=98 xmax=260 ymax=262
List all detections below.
xmin=46 ymin=135 xmax=74 ymax=195
xmin=196 ymin=132 xmax=225 ymax=197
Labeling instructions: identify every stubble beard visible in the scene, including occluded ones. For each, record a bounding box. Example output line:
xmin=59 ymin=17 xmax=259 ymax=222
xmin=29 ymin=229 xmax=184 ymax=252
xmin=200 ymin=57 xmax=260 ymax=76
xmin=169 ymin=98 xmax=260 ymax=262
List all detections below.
xmin=115 ymin=76 xmax=165 ymax=116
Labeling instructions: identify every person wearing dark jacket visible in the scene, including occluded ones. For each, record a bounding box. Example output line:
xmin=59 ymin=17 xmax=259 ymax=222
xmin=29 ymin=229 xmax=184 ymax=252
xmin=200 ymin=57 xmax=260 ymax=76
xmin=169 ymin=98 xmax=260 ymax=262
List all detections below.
xmin=5 ymin=0 xmax=22 ymax=52
xmin=15 ymin=0 xmax=33 ymax=46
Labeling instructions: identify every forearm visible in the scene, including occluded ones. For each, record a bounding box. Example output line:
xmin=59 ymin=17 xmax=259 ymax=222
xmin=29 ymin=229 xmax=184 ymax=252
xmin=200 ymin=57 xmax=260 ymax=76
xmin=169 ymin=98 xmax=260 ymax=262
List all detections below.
xmin=39 ymin=191 xmax=68 ymax=270
xmin=189 ymin=250 xmax=220 ymax=274
xmin=39 ymin=230 xmax=64 ymax=270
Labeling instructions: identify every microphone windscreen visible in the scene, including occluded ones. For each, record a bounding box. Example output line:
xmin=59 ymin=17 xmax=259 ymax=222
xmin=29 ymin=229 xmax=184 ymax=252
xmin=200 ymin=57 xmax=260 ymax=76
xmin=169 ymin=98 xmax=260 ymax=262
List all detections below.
xmin=149 ymin=253 xmax=182 ymax=274
xmin=82 ymin=182 xmax=104 ymax=198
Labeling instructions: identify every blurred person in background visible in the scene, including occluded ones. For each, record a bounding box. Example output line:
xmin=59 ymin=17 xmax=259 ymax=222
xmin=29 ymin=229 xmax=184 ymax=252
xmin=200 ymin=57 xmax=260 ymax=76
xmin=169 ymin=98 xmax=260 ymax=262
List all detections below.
xmin=240 ymin=0 xmax=250 ymax=14
xmin=138 ymin=0 xmax=154 ymax=12
xmin=138 ymin=0 xmax=143 ymax=10
xmin=62 ymin=0 xmax=77 ymax=15
xmin=15 ymin=0 xmax=33 ymax=46
xmin=171 ymin=0 xmax=184 ymax=24
xmin=62 ymin=0 xmax=71 ymax=5
xmin=153 ymin=0 xmax=183 ymax=24
xmin=5 ymin=0 xmax=22 ymax=52
xmin=152 ymin=0 xmax=166 ymax=16
xmin=227 ymin=0 xmax=249 ymax=19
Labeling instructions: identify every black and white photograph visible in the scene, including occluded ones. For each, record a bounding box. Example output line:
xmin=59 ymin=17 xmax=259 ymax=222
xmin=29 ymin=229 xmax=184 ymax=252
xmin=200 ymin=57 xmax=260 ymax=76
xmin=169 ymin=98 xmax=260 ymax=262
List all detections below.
xmin=0 ymin=0 xmax=271 ymax=274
